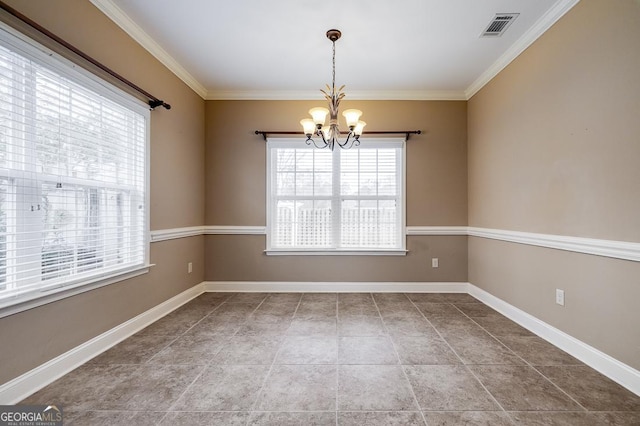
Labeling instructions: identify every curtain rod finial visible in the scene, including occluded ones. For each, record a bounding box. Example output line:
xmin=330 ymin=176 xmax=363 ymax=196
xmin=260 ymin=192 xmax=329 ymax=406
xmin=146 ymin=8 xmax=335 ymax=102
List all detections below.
xmin=149 ymin=100 xmax=170 ymax=110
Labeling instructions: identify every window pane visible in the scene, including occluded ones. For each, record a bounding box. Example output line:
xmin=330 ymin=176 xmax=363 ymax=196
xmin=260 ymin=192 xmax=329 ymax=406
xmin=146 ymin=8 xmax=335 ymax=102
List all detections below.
xmin=273 ymin=199 xmax=332 ymax=248
xmin=295 ymin=173 xmax=314 ymax=196
xmin=358 ymin=150 xmax=377 ymax=172
xmin=276 ymin=172 xmax=295 ymax=196
xmin=314 ymin=152 xmax=332 ymax=172
xmin=341 ymin=199 xmax=359 ymax=247
xmin=378 ymin=200 xmax=398 ymax=247
xmin=340 ymin=172 xmax=358 ymax=196
xmin=274 ymin=200 xmax=294 ymax=247
xmin=296 ymin=150 xmax=313 ymax=171
xmin=359 ymin=173 xmax=377 ymax=196
xmin=340 ymin=199 xmax=398 ymax=248
xmin=377 ymin=149 xmax=396 ymax=172
xmin=378 ymin=173 xmax=396 ymax=196
xmin=340 ymin=152 xmax=358 ymax=173
xmin=276 ymin=149 xmax=296 ymax=172
xmin=40 ymin=183 xmax=134 ymax=281
xmin=340 ymin=148 xmax=398 ymax=197
xmin=295 ymin=200 xmax=332 ymax=247
xmin=314 ymin=172 xmax=332 ymax=196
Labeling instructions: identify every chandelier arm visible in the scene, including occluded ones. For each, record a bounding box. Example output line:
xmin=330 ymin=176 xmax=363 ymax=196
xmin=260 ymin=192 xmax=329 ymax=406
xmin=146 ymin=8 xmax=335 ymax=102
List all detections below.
xmin=306 ymin=131 xmax=330 ymax=149
xmin=340 ymin=133 xmax=362 ymax=150
xmin=318 ymin=129 xmax=330 ymax=147
xmin=336 ymin=131 xmax=352 ymax=148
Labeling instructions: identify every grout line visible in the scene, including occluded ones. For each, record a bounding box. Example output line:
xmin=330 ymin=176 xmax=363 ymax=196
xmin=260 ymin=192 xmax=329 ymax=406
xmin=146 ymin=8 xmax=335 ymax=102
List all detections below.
xmin=451 ymin=303 xmax=588 ymax=413
xmin=405 ymin=295 xmax=509 ymax=416
xmin=245 ymin=294 xmax=303 ymax=426
xmin=370 ymin=293 xmax=429 ymax=426
xmin=144 ymin=296 xmax=233 ymax=364
xmin=163 ymin=363 xmax=208 ymax=413
xmin=156 ymin=411 xmax=169 ymax=425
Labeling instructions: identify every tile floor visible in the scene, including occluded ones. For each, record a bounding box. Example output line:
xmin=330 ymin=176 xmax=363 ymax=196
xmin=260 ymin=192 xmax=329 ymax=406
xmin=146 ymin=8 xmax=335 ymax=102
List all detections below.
xmin=22 ymin=292 xmax=640 ymax=425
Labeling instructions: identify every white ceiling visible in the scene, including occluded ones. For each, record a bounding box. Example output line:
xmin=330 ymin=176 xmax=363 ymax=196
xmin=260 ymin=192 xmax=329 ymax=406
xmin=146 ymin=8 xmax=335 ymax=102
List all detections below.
xmin=91 ymin=0 xmax=579 ymax=100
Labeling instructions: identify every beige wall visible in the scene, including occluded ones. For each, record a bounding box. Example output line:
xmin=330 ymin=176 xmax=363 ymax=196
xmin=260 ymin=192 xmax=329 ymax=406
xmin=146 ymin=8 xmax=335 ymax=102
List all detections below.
xmin=206 ymin=235 xmax=467 ymax=282
xmin=468 ymin=0 xmax=640 ymax=369
xmin=0 ymin=0 xmax=206 ymax=384
xmin=205 ymin=100 xmax=468 ymax=282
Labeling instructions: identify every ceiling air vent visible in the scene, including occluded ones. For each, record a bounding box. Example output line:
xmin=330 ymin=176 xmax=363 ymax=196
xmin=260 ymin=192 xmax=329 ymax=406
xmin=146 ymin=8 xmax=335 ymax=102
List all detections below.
xmin=481 ymin=13 xmax=519 ymax=37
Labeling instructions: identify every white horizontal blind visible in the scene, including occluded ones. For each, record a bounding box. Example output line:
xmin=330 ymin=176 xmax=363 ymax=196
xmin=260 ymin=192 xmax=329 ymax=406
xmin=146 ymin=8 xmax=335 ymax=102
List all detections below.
xmin=0 ymin=26 xmax=148 ymax=307
xmin=267 ymin=139 xmax=404 ymax=251
xmin=340 ymin=146 xmax=400 ymax=248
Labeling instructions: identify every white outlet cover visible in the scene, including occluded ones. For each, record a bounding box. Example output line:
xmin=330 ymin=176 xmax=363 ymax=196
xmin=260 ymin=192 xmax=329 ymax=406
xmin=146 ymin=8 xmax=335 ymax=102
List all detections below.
xmin=555 ymin=289 xmax=565 ymax=306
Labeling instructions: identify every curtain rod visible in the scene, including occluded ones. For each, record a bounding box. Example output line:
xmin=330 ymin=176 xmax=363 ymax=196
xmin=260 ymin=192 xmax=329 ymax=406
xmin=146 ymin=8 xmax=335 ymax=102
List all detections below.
xmin=0 ymin=0 xmax=171 ymax=110
xmin=255 ymin=130 xmax=422 ymax=141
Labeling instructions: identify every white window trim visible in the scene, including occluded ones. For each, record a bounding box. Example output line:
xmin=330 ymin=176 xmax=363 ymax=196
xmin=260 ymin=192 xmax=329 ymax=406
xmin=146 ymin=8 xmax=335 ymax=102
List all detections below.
xmin=0 ymin=264 xmax=153 ymax=319
xmin=265 ymin=137 xmax=407 ymax=255
xmin=0 ymin=21 xmax=151 ymax=316
xmin=265 ymin=249 xmax=408 ymax=256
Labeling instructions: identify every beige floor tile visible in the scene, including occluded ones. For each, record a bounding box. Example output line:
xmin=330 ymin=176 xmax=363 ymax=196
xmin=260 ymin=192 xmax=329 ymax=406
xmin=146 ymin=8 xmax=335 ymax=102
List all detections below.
xmin=338 ymin=365 xmax=418 ymax=411
xmin=537 ymin=366 xmax=640 ymax=411
xmin=404 ymin=365 xmax=499 ymax=411
xmin=172 ymin=365 xmax=269 ymax=411
xmin=255 ymin=365 xmax=337 ymax=411
xmin=470 ymin=365 xmax=583 ymax=411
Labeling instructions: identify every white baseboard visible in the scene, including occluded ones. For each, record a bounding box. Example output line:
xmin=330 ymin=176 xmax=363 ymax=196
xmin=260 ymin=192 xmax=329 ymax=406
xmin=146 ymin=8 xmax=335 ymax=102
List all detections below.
xmin=0 ymin=283 xmax=205 ymax=405
xmin=203 ymin=281 xmax=469 ymax=293
xmin=468 ymin=284 xmax=640 ymax=396
xmin=3 ymin=280 xmax=638 ymax=404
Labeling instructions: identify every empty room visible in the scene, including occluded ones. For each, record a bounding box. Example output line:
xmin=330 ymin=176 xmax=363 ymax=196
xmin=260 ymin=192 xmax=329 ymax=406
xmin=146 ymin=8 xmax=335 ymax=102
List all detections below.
xmin=0 ymin=0 xmax=638 ymax=425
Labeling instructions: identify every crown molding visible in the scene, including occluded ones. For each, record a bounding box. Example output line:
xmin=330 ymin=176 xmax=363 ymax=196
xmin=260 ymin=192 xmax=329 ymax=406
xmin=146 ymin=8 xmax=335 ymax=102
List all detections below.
xmin=464 ymin=0 xmax=581 ymax=99
xmin=89 ymin=0 xmax=208 ymax=99
xmin=205 ymin=89 xmax=467 ymax=101
xmin=92 ymin=0 xmax=578 ymax=102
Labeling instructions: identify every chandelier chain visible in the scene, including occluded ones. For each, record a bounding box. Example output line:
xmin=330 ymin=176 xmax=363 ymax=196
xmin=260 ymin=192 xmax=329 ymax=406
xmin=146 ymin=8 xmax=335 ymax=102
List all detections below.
xmin=332 ymin=40 xmax=336 ymax=91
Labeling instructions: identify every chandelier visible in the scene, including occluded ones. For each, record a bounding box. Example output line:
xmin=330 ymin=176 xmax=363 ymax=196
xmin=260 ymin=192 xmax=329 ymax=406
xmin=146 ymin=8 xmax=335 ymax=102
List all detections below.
xmin=299 ymin=29 xmax=365 ymax=150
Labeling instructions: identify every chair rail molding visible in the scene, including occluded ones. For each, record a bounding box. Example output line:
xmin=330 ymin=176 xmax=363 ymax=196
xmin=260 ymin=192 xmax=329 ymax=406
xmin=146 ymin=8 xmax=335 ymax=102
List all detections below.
xmin=467 ymin=227 xmax=640 ymax=262
xmin=149 ymin=225 xmax=640 ymax=262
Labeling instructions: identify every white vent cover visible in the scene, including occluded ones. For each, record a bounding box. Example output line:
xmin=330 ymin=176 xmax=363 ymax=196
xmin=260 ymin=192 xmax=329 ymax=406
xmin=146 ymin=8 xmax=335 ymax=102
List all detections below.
xmin=481 ymin=13 xmax=519 ymax=37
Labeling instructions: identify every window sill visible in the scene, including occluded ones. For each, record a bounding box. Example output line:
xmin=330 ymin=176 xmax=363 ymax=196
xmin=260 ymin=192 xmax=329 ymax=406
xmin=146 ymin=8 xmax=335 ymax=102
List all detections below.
xmin=265 ymin=249 xmax=408 ymax=256
xmin=0 ymin=264 xmax=154 ymax=319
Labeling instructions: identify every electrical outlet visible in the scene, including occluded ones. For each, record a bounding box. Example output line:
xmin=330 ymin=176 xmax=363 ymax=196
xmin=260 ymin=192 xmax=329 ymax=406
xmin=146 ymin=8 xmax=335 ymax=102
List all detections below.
xmin=555 ymin=289 xmax=565 ymax=306
xmin=188 ymin=262 xmax=193 ymax=274
xmin=432 ymin=258 xmax=439 ymax=268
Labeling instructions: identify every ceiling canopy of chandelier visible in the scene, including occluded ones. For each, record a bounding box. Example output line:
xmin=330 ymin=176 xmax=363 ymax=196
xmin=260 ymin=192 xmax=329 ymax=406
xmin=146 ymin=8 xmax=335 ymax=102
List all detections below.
xmin=300 ymin=29 xmax=364 ymax=151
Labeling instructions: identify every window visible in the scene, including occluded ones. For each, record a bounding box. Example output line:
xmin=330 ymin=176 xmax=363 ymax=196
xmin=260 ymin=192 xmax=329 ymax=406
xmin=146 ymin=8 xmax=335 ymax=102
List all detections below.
xmin=267 ymin=138 xmax=405 ymax=254
xmin=0 ymin=24 xmax=149 ymax=311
